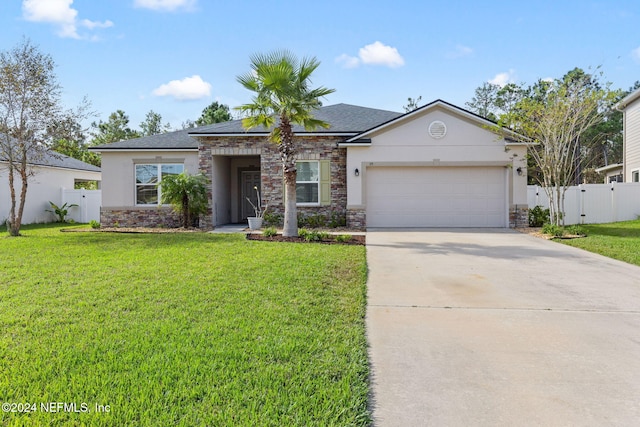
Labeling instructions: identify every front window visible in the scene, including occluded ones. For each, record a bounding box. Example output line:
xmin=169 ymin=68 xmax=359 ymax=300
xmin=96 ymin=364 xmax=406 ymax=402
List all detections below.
xmin=632 ymin=170 xmax=640 ymax=183
xmin=135 ymin=164 xmax=184 ymax=205
xmin=296 ymin=161 xmax=319 ymax=204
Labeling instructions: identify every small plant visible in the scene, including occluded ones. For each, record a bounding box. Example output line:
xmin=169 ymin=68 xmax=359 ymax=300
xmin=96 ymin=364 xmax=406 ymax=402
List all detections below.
xmin=566 ymin=224 xmax=586 ymax=236
xmin=263 ymin=212 xmax=282 ymax=227
xmin=329 ymin=211 xmax=347 ymax=228
xmin=529 ymin=205 xmax=550 ymax=227
xmin=542 ymin=223 xmax=565 ymax=237
xmin=89 ymin=220 xmax=101 ymax=229
xmin=262 ymin=226 xmax=278 ymax=237
xmin=46 ymin=201 xmax=78 ymax=223
xmin=114 ymin=221 xmax=120 ymax=228
xmin=335 ymin=234 xmax=352 ymax=243
xmin=246 ymin=186 xmax=268 ymax=218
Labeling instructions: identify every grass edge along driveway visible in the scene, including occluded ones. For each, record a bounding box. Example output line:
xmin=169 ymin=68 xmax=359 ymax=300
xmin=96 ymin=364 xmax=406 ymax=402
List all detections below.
xmin=0 ymin=225 xmax=370 ymax=426
xmin=555 ymin=219 xmax=640 ymax=267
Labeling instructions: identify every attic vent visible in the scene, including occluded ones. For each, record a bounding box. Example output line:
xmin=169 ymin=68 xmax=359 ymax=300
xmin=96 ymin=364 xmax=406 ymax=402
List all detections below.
xmin=428 ymin=120 xmax=447 ymax=139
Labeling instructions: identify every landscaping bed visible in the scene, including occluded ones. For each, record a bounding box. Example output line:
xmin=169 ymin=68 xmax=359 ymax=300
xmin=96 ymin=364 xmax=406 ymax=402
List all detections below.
xmin=246 ymin=232 xmax=365 ymax=245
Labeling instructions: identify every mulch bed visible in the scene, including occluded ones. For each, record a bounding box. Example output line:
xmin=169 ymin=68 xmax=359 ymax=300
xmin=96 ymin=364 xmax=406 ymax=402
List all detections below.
xmin=246 ymin=233 xmax=366 ymax=245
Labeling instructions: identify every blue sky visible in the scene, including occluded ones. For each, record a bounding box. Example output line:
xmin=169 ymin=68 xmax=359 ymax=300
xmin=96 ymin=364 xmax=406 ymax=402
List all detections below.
xmin=1 ymin=0 xmax=639 ymax=131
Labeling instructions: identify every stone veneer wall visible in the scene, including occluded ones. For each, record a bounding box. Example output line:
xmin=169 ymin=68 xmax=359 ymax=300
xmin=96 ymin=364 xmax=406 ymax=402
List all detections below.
xmin=346 ymin=208 xmax=366 ymax=230
xmin=197 ymin=135 xmax=348 ymax=229
xmin=101 ymin=207 xmax=181 ymax=228
xmin=509 ymin=205 xmax=529 ymax=228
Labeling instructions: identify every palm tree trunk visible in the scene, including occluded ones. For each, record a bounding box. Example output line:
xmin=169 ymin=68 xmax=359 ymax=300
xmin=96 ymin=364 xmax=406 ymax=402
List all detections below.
xmin=283 ymin=171 xmax=297 ymax=236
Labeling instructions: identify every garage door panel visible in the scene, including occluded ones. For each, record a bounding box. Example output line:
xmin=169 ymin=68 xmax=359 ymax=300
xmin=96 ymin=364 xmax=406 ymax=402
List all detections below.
xmin=366 ymin=167 xmax=506 ymax=227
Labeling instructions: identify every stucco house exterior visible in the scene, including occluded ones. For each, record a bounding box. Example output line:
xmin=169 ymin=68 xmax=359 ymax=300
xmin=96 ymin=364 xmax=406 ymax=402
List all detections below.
xmin=617 ymin=87 xmax=640 ymax=183
xmin=92 ymin=100 xmax=528 ymax=229
xmin=0 ymin=150 xmax=101 ymax=224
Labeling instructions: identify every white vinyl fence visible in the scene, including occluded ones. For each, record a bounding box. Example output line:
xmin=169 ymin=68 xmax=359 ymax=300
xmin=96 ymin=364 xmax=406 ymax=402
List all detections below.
xmin=528 ymin=183 xmax=640 ymax=225
xmin=61 ymin=188 xmax=101 ymax=223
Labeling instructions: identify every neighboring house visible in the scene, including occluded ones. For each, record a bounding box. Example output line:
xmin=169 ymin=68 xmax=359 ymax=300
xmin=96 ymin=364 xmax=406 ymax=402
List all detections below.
xmin=617 ymin=87 xmax=640 ymax=182
xmin=595 ymin=163 xmax=623 ymax=183
xmin=0 ymin=150 xmax=101 ymax=224
xmin=92 ymin=100 xmax=528 ymax=229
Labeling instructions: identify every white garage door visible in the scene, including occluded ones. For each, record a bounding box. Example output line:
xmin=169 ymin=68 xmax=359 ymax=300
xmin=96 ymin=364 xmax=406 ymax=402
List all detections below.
xmin=366 ymin=166 xmax=506 ymax=227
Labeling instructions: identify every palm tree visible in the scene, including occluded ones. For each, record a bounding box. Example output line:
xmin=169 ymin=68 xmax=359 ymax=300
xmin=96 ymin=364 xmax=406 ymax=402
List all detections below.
xmin=236 ymin=50 xmax=335 ymax=237
xmin=159 ymin=172 xmax=208 ymax=228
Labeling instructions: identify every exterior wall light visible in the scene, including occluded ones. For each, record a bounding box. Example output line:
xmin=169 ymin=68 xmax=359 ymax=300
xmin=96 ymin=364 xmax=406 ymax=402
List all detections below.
xmin=516 ymin=167 xmax=523 ymax=176
xmin=354 ymin=168 xmax=360 ymax=176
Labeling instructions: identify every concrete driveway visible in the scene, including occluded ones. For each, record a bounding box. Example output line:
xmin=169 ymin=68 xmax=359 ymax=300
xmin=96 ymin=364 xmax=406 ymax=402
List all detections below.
xmin=366 ymin=229 xmax=640 ymax=426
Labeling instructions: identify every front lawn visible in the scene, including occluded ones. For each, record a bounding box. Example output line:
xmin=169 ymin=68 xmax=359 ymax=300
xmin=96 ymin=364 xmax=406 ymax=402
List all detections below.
xmin=556 ymin=219 xmax=640 ymax=267
xmin=0 ymin=225 xmax=369 ymax=426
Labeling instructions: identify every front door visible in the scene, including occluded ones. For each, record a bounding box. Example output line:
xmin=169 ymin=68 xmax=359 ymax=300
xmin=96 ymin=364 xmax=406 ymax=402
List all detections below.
xmin=241 ymin=171 xmax=261 ymax=220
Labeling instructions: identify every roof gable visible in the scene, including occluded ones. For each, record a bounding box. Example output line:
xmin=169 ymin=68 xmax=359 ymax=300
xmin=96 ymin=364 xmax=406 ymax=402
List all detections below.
xmin=346 ymin=99 xmax=521 ymax=142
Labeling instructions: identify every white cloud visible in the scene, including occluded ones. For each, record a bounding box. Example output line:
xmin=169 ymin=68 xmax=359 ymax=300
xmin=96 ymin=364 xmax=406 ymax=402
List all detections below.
xmin=488 ymin=69 xmax=516 ymax=87
xmin=446 ymin=44 xmax=473 ymax=59
xmin=22 ymin=0 xmax=112 ymax=39
xmin=133 ymin=0 xmax=196 ymax=12
xmin=632 ymin=46 xmax=640 ymax=63
xmin=80 ymin=19 xmax=114 ymax=30
xmin=359 ymin=41 xmax=405 ymax=68
xmin=152 ymin=75 xmax=211 ymax=100
xmin=335 ymin=53 xmax=360 ymax=69
xmin=336 ymin=41 xmax=405 ymax=69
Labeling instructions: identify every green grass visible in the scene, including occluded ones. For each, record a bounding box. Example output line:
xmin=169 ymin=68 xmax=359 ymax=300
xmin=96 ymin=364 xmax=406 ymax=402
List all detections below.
xmin=556 ymin=219 xmax=640 ymax=267
xmin=0 ymin=225 xmax=370 ymax=426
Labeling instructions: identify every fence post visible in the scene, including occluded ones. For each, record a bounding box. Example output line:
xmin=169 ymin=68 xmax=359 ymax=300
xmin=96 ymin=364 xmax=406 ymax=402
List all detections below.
xmin=611 ymin=181 xmax=617 ymax=223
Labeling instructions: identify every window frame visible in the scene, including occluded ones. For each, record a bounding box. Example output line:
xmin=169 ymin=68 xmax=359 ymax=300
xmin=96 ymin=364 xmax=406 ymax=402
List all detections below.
xmin=296 ymin=160 xmax=320 ymax=206
xmin=135 ymin=163 xmax=184 ymax=206
xmin=632 ymin=170 xmax=640 ymax=183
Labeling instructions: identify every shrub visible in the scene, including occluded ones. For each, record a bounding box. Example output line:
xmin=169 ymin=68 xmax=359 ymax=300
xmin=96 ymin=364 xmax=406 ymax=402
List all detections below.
xmin=335 ymin=234 xmax=352 ymax=243
xmin=542 ymin=223 xmax=565 ymax=237
xmin=566 ymin=224 xmax=586 ymax=236
xmin=529 ymin=205 xmax=550 ymax=227
xmin=89 ymin=220 xmax=101 ymax=229
xmin=263 ymin=212 xmax=283 ymax=227
xmin=329 ymin=211 xmax=347 ymax=228
xmin=262 ymin=226 xmax=278 ymax=237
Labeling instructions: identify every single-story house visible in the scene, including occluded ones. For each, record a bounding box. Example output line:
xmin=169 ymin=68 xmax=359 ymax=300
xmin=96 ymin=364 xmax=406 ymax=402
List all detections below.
xmin=616 ymin=87 xmax=640 ymax=182
xmin=92 ymin=100 xmax=528 ymax=229
xmin=595 ymin=163 xmax=623 ymax=183
xmin=0 ymin=150 xmax=101 ymax=224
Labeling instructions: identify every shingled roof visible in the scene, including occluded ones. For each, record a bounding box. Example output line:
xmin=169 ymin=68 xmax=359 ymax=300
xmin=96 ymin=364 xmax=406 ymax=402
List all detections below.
xmin=0 ymin=133 xmax=100 ymax=172
xmin=91 ymin=104 xmax=402 ymax=150
xmin=189 ymin=103 xmax=402 ymax=135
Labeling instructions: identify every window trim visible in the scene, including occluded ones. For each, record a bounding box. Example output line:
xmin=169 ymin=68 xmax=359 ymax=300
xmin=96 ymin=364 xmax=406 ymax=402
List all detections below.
xmin=632 ymin=169 xmax=640 ymax=183
xmin=135 ymin=163 xmax=184 ymax=206
xmin=296 ymin=160 xmax=320 ymax=206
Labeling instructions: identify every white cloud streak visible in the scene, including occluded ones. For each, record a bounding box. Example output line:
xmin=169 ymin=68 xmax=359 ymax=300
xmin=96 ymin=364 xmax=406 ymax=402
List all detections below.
xmin=152 ymin=75 xmax=211 ymax=100
xmin=488 ymin=69 xmax=516 ymax=87
xmin=133 ymin=0 xmax=196 ymax=12
xmin=336 ymin=41 xmax=405 ymax=69
xmin=446 ymin=44 xmax=473 ymax=59
xmin=22 ymin=0 xmax=112 ymax=39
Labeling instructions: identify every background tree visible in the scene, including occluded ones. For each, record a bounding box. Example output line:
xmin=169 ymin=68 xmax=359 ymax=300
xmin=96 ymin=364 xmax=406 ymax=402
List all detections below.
xmin=140 ymin=110 xmax=171 ymax=136
xmin=195 ymin=101 xmax=232 ymax=126
xmin=403 ymin=96 xmax=422 ymax=112
xmin=48 ymin=115 xmax=101 ymax=167
xmin=0 ymin=38 xmax=90 ymax=236
xmin=498 ymin=68 xmax=616 ymax=225
xmin=159 ymin=172 xmax=208 ymax=228
xmin=465 ymin=82 xmax=499 ymax=120
xmin=236 ymin=50 xmax=335 ymax=237
xmin=90 ymin=110 xmax=140 ymax=145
